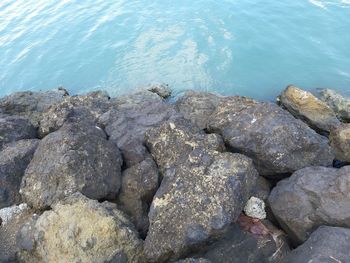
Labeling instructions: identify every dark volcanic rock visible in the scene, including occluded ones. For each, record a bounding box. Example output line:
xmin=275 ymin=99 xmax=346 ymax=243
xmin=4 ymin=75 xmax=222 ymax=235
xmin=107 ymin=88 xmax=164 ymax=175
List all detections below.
xmin=0 ymin=88 xmax=68 ymax=126
xmin=0 ymin=115 xmax=37 ymax=150
xmin=0 ymin=139 xmax=39 ymax=208
xmin=20 ymin=121 xmax=122 ymax=209
xmin=118 ymin=158 xmax=159 ymax=237
xmin=285 ymin=226 xmax=350 ymax=263
xmin=319 ymin=88 xmax=350 ymax=122
xmin=330 ymin=123 xmax=350 ymax=162
xmin=268 ymin=166 xmax=350 ymax=244
xmin=207 ymin=98 xmax=334 ymax=176
xmin=144 ymin=120 xmax=258 ymax=262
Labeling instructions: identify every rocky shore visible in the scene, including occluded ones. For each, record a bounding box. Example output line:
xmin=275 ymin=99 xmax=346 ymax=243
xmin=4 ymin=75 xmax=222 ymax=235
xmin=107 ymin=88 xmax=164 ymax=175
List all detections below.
xmin=0 ymin=84 xmax=349 ymax=263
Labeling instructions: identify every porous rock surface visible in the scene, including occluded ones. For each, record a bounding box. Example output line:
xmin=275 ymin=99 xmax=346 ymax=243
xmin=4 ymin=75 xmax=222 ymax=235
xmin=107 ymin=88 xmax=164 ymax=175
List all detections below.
xmin=319 ymin=88 xmax=350 ymax=122
xmin=329 ymin=123 xmax=350 ymax=162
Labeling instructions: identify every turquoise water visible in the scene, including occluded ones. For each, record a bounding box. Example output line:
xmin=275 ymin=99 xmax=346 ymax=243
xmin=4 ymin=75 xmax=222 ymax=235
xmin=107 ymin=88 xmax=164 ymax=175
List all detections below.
xmin=0 ymin=0 xmax=350 ymax=100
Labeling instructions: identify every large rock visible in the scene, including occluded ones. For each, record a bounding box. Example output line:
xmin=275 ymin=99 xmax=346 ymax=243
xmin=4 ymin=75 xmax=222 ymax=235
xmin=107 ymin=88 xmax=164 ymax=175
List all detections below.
xmin=207 ymin=97 xmax=334 ymax=176
xmin=329 ymin=123 xmax=350 ymax=162
xmin=20 ymin=121 xmax=122 ymax=209
xmin=279 ymin=85 xmax=340 ymax=132
xmin=268 ymin=166 xmax=350 ymax=244
xmin=285 ymin=226 xmax=350 ymax=263
xmin=0 ymin=115 xmax=37 ymax=150
xmin=144 ymin=120 xmax=258 ymax=262
xmin=175 ymin=259 xmax=211 ymax=263
xmin=0 ymin=140 xmax=39 ymax=208
xmin=0 ymin=88 xmax=68 ymax=126
xmin=319 ymin=88 xmax=350 ymax=122
xmin=146 ymin=83 xmax=172 ymax=99
xmin=17 ymin=194 xmax=144 ymax=263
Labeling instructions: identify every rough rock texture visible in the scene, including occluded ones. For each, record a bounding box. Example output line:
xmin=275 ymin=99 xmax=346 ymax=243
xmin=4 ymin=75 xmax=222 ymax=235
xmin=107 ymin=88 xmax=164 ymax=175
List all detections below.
xmin=17 ymin=194 xmax=144 ymax=263
xmin=244 ymin=197 xmax=266 ymax=220
xmin=118 ymin=158 xmax=159 ymax=237
xmin=175 ymin=258 xmax=211 ymax=263
xmin=207 ymin=97 xmax=334 ymax=176
xmin=146 ymin=83 xmax=172 ymax=99
xmin=319 ymin=88 xmax=350 ymax=122
xmin=285 ymin=226 xmax=350 ymax=263
xmin=144 ymin=120 xmax=258 ymax=262
xmin=268 ymin=166 xmax=350 ymax=244
xmin=252 ymin=176 xmax=271 ymax=202
xmin=176 ymin=91 xmax=222 ymax=129
xmin=20 ymin=122 xmax=122 ymax=209
xmin=0 ymin=115 xmax=37 ymax=150
xmin=330 ymin=123 xmax=350 ymax=162
xmin=0 ymin=88 xmax=68 ymax=126
xmin=0 ymin=139 xmax=39 ymax=208
xmin=278 ymin=85 xmax=340 ymax=132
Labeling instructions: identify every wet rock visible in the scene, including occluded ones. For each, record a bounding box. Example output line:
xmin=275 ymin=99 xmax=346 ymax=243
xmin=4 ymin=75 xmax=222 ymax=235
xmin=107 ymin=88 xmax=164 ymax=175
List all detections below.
xmin=176 ymin=91 xmax=222 ymax=129
xmin=207 ymin=97 xmax=334 ymax=176
xmin=244 ymin=197 xmax=266 ymax=220
xmin=20 ymin=121 xmax=122 ymax=209
xmin=17 ymin=193 xmax=144 ymax=263
xmin=319 ymin=88 xmax=350 ymax=122
xmin=144 ymin=120 xmax=258 ymax=262
xmin=329 ymin=123 xmax=350 ymax=162
xmin=118 ymin=158 xmax=159 ymax=237
xmin=146 ymin=83 xmax=172 ymax=99
xmin=279 ymin=85 xmax=340 ymax=132
xmin=268 ymin=166 xmax=350 ymax=244
xmin=0 ymin=139 xmax=39 ymax=208
xmin=0 ymin=88 xmax=68 ymax=126
xmin=0 ymin=115 xmax=37 ymax=150
xmin=285 ymin=226 xmax=350 ymax=263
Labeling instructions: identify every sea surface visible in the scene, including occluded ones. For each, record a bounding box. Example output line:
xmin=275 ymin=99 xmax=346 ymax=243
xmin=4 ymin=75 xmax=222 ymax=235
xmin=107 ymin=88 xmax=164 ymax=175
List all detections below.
xmin=0 ymin=0 xmax=350 ymax=100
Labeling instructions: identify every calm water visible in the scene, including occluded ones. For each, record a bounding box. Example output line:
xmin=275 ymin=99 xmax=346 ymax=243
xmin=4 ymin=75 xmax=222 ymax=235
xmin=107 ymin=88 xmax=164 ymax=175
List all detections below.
xmin=0 ymin=0 xmax=350 ymax=100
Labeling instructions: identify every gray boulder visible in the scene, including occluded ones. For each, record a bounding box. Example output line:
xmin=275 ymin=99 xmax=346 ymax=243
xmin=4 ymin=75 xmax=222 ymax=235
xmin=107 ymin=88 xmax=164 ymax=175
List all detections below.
xmin=146 ymin=83 xmax=172 ymax=99
xmin=0 ymin=140 xmax=39 ymax=208
xmin=285 ymin=226 xmax=350 ymax=263
xmin=268 ymin=166 xmax=350 ymax=244
xmin=207 ymin=98 xmax=334 ymax=176
xmin=330 ymin=123 xmax=350 ymax=162
xmin=20 ymin=121 xmax=122 ymax=209
xmin=175 ymin=259 xmax=211 ymax=263
xmin=319 ymin=88 xmax=350 ymax=122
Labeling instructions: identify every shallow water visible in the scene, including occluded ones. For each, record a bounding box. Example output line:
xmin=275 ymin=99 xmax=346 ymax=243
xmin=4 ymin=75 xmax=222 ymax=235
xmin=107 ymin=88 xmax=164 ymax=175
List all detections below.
xmin=0 ymin=0 xmax=350 ymax=99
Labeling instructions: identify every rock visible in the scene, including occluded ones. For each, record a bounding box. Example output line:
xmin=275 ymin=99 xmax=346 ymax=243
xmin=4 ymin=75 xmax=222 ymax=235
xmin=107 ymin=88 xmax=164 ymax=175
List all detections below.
xmin=330 ymin=123 xmax=350 ymax=162
xmin=0 ymin=115 xmax=37 ymax=150
xmin=278 ymin=85 xmax=340 ymax=132
xmin=0 ymin=88 xmax=68 ymax=126
xmin=146 ymin=83 xmax=172 ymax=99
xmin=175 ymin=258 xmax=211 ymax=263
xmin=244 ymin=197 xmax=266 ymax=220
xmin=319 ymin=88 xmax=350 ymax=122
xmin=0 ymin=139 xmax=39 ymax=208
xmin=144 ymin=120 xmax=258 ymax=262
xmin=252 ymin=176 xmax=271 ymax=202
xmin=207 ymin=97 xmax=334 ymax=176
xmin=285 ymin=226 xmax=350 ymax=263
xmin=20 ymin=121 xmax=122 ymax=209
xmin=268 ymin=166 xmax=350 ymax=244
xmin=17 ymin=193 xmax=144 ymax=263
xmin=109 ymin=90 xmax=163 ymax=109
xmin=175 ymin=91 xmax=222 ymax=129
xmin=118 ymin=158 xmax=159 ymax=237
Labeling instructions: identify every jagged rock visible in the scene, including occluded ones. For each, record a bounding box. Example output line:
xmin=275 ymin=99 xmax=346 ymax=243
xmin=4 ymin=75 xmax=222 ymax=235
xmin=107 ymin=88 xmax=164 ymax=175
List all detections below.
xmin=20 ymin=122 xmax=122 ymax=209
xmin=268 ymin=166 xmax=350 ymax=244
xmin=278 ymin=85 xmax=340 ymax=132
xmin=207 ymin=97 xmax=334 ymax=176
xmin=109 ymin=90 xmax=163 ymax=109
xmin=176 ymin=91 xmax=222 ymax=129
xmin=146 ymin=84 xmax=172 ymax=99
xmin=118 ymin=158 xmax=159 ymax=237
xmin=285 ymin=226 xmax=350 ymax=263
xmin=319 ymin=88 xmax=350 ymax=122
xmin=0 ymin=115 xmax=37 ymax=150
xmin=244 ymin=197 xmax=266 ymax=220
xmin=16 ymin=194 xmax=144 ymax=263
xmin=330 ymin=123 xmax=350 ymax=162
xmin=144 ymin=120 xmax=258 ymax=262
xmin=0 ymin=88 xmax=68 ymax=126
xmin=0 ymin=140 xmax=39 ymax=208
xmin=175 ymin=258 xmax=211 ymax=263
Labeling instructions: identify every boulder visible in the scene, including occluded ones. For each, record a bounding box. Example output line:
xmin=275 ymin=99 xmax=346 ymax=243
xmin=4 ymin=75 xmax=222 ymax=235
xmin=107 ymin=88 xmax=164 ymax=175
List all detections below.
xmin=144 ymin=120 xmax=258 ymax=262
xmin=16 ymin=193 xmax=144 ymax=263
xmin=146 ymin=83 xmax=172 ymax=99
xmin=20 ymin=121 xmax=122 ymax=209
xmin=278 ymin=85 xmax=340 ymax=132
xmin=0 ymin=139 xmax=39 ymax=208
xmin=268 ymin=166 xmax=350 ymax=244
xmin=207 ymin=97 xmax=334 ymax=176
xmin=175 ymin=259 xmax=211 ymax=263
xmin=330 ymin=123 xmax=350 ymax=162
xmin=0 ymin=115 xmax=37 ymax=150
xmin=319 ymin=88 xmax=350 ymax=122
xmin=118 ymin=158 xmax=159 ymax=237
xmin=285 ymin=226 xmax=350 ymax=263
xmin=0 ymin=88 xmax=68 ymax=126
